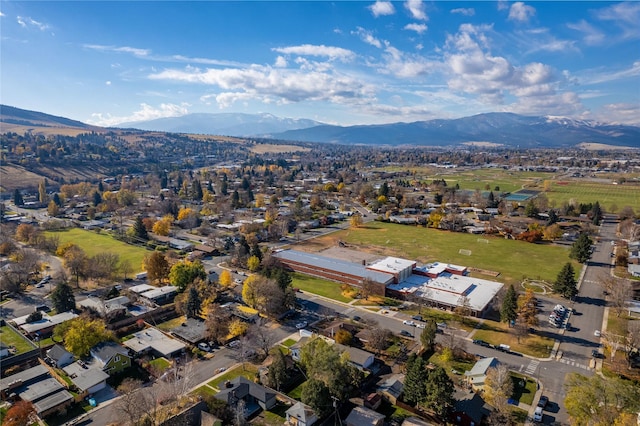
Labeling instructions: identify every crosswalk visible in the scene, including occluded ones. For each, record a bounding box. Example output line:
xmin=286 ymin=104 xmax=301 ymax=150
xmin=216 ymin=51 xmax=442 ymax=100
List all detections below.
xmin=557 ymin=358 xmax=591 ymax=371
xmin=524 ymin=360 xmax=539 ymax=375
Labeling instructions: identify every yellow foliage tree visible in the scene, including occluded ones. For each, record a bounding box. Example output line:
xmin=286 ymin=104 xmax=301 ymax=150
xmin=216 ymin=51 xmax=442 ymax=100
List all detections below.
xmin=350 ymin=214 xmax=363 ymax=228
xmin=229 ymin=318 xmax=248 ymax=337
xmin=177 ymin=207 xmax=195 ymax=221
xmin=255 ymin=194 xmax=265 ymax=208
xmin=218 ymin=270 xmax=233 ymax=288
xmin=152 ymin=215 xmax=173 ymax=236
xmin=56 ymin=317 xmax=114 ymax=357
xmin=247 ymin=255 xmax=261 ymax=272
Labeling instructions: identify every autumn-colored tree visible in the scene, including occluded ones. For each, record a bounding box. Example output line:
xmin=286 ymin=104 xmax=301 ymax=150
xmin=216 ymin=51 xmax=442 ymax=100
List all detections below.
xmin=334 ymin=328 xmax=353 ymax=345
xmin=47 ymin=200 xmax=60 ymax=217
xmin=518 ymin=288 xmax=539 ymax=327
xmin=56 ymin=316 xmax=114 ymax=357
xmin=63 ymin=245 xmax=88 ymax=287
xmin=218 ymin=269 xmax=233 ymax=288
xmin=247 ymin=255 xmax=261 ymax=272
xmin=143 ymin=251 xmax=170 ymax=283
xmin=152 ymin=214 xmax=173 ymax=236
xmin=4 ymin=400 xmax=35 ymax=426
xmin=350 ymin=214 xmax=363 ymax=228
xmin=229 ymin=318 xmax=248 ymax=337
xmin=15 ymin=224 xmax=37 ymax=243
xmin=177 ymin=207 xmax=195 ymax=221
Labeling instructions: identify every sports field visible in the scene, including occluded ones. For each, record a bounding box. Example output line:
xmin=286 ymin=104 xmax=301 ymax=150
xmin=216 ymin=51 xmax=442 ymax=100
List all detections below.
xmin=308 ymin=222 xmax=578 ymax=285
xmin=544 ymin=180 xmax=640 ymax=212
xmin=45 ymin=228 xmax=149 ymax=272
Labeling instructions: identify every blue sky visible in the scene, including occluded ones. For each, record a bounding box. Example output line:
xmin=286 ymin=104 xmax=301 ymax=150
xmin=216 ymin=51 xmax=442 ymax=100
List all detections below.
xmin=1 ymin=1 xmax=639 ymax=127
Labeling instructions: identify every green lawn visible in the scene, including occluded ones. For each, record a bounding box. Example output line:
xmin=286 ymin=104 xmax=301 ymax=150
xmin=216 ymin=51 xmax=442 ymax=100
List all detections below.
xmin=545 ymin=180 xmax=640 ymax=212
xmin=336 ymin=221 xmax=578 ymax=285
xmin=257 ymin=402 xmax=289 ymax=426
xmin=148 ymin=357 xmax=171 ymax=372
xmin=207 ymin=364 xmax=258 ymax=390
xmin=44 ymin=228 xmax=150 ymax=273
xmin=510 ymin=373 xmax=537 ymax=406
xmin=192 ymin=384 xmax=217 ymax=397
xmin=280 ymin=338 xmax=297 ymax=347
xmin=0 ymin=325 xmax=36 ymax=354
xmin=291 ymin=273 xmax=352 ymax=303
xmin=471 ymin=321 xmax=554 ymax=358
xmin=377 ymin=399 xmax=414 ymax=423
xmin=287 ymin=380 xmax=306 ymax=400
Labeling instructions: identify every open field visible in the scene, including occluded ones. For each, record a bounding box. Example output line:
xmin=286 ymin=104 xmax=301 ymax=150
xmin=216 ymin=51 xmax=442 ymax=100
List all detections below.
xmin=291 ymin=273 xmax=353 ymax=303
xmin=471 ymin=320 xmax=554 ymax=358
xmin=249 ymin=144 xmax=311 ymax=154
xmin=298 ymin=222 xmax=577 ymax=285
xmin=45 ymin=228 xmax=149 ymax=273
xmin=0 ymin=325 xmax=36 ymax=354
xmin=544 ymin=180 xmax=640 ymax=211
xmin=0 ymin=164 xmax=109 ymax=193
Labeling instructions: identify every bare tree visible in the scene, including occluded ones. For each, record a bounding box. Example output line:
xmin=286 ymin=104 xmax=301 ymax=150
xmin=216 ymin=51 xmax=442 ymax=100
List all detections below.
xmin=484 ymin=365 xmax=513 ymax=420
xmin=248 ymin=318 xmax=277 ymax=359
xmin=624 ymin=321 xmax=640 ymax=369
xmin=368 ymin=328 xmax=392 ymax=355
xmin=610 ymin=280 xmax=632 ymax=317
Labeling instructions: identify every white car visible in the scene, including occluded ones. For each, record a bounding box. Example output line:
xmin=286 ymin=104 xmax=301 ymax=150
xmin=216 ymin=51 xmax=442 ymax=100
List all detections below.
xmin=295 ymin=321 xmax=308 ymax=329
xmin=416 ymin=323 xmax=426 ymax=329
xmin=402 ymin=320 xmax=416 ymax=327
xmin=533 ymin=406 xmax=543 ymax=422
xmin=197 ymin=342 xmax=211 ymax=352
xmin=594 ymin=330 xmax=601 ymax=337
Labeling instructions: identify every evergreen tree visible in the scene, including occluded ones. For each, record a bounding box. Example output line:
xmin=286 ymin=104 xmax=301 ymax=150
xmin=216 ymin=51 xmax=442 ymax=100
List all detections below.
xmin=570 ymin=233 xmax=593 ymax=263
xmin=422 ymin=366 xmax=455 ymax=418
xmin=191 ymin=179 xmax=203 ymax=201
xmin=434 ymin=193 xmax=443 ymax=204
xmin=13 ymin=189 xmax=23 ymax=206
xmin=52 ymin=193 xmax=62 ymax=207
xmin=547 ymin=209 xmax=558 ymax=225
xmin=403 ymin=354 xmax=429 ymax=406
xmin=92 ymin=190 xmax=102 ymax=207
xmin=301 ymin=379 xmax=332 ymax=418
xmin=51 ymin=281 xmax=76 ymax=313
xmin=186 ymin=286 xmax=202 ymax=318
xmin=554 ymin=262 xmax=578 ymax=299
xmin=133 ymin=216 xmax=148 ymax=240
xmin=250 ymin=243 xmax=263 ymax=262
xmin=231 ymin=190 xmax=240 ymax=208
xmin=419 ymin=319 xmax=438 ymax=352
xmin=590 ymin=201 xmax=602 ymax=225
xmin=98 ymin=180 xmax=104 ymax=192
xmin=378 ymin=182 xmax=389 ymax=197
xmin=524 ymin=200 xmax=539 ymax=217
xmin=500 ymin=284 xmax=518 ymax=325
xmin=267 ymin=349 xmax=289 ymax=391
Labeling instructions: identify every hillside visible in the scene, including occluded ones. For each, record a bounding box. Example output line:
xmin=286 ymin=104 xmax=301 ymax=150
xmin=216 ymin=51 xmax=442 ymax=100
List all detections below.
xmin=0 ymin=105 xmax=91 ymax=129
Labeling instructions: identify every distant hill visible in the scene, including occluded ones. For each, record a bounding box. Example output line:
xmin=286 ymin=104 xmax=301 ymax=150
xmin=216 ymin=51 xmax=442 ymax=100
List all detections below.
xmin=271 ymin=113 xmax=640 ymax=148
xmin=0 ymin=104 xmax=90 ymax=129
xmin=119 ymin=112 xmax=323 ymax=137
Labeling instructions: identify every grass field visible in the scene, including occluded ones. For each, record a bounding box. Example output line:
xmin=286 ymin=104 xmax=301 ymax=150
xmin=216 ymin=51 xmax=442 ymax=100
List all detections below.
xmin=207 ymin=364 xmax=258 ymax=390
xmin=471 ymin=320 xmax=554 ymax=358
xmin=544 ymin=180 xmax=640 ymax=212
xmin=45 ymin=228 xmax=149 ymax=273
xmin=314 ymin=221 xmax=578 ymax=285
xmin=0 ymin=325 xmax=36 ymax=354
xmin=510 ymin=373 xmax=538 ymax=406
xmin=291 ymin=273 xmax=353 ymax=303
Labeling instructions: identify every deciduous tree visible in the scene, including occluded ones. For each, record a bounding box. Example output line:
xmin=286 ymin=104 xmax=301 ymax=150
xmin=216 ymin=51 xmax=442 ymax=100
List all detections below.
xmin=267 ymin=348 xmax=289 ymax=391
xmin=484 ymin=364 xmax=513 ymax=418
xmin=218 ymin=269 xmax=233 ymax=288
xmin=143 ymin=251 xmax=170 ymax=284
xmin=301 ymin=379 xmax=332 ymax=418
xmin=169 ymin=259 xmax=206 ymax=292
xmin=56 ymin=316 xmax=114 ymax=357
xmin=4 ymin=400 xmax=35 ymax=426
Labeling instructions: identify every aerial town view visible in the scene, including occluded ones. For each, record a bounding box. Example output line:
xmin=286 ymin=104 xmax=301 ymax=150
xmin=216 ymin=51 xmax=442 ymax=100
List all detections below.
xmin=1 ymin=1 xmax=639 ymax=426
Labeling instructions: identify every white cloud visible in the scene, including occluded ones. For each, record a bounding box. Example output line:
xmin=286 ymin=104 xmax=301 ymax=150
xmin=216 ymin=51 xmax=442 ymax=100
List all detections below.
xmin=508 ymin=92 xmax=583 ymax=116
xmin=594 ymin=2 xmax=640 ymax=40
xmin=105 ymin=81 xmax=111 ymax=86
xmin=16 ymin=16 xmax=50 ymax=31
xmin=508 ymin=2 xmax=536 ymax=22
xmin=88 ymin=103 xmax=190 ymax=126
xmin=274 ymin=56 xmax=287 ymax=68
xmin=404 ymin=23 xmax=427 ymax=34
xmin=0 ymin=11 xmax=5 ymax=17
xmin=593 ymin=103 xmax=640 ymax=126
xmin=567 ymin=20 xmax=605 ymax=45
xmin=368 ymin=1 xmax=395 ymax=17
xmin=404 ymin=0 xmax=427 ymax=21
xmin=451 ymin=8 xmax=475 ymax=16
xmin=379 ymin=44 xmax=436 ymax=78
xmin=272 ymin=44 xmax=355 ymax=61
xmin=580 ymin=61 xmax=640 ymax=85
xmin=84 ymin=44 xmax=150 ymax=57
xmin=497 ymin=1 xmax=509 ymax=11
xmin=149 ymin=64 xmax=376 ymax=109
xmin=352 ymin=27 xmax=383 ymax=48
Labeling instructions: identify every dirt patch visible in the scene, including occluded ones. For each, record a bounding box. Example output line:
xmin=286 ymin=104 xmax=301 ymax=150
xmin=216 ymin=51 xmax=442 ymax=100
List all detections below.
xmin=319 ymin=246 xmax=381 ymax=263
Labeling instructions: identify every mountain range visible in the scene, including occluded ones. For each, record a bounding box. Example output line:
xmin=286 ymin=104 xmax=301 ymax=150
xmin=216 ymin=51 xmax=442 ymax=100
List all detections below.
xmin=2 ymin=104 xmax=639 ymax=149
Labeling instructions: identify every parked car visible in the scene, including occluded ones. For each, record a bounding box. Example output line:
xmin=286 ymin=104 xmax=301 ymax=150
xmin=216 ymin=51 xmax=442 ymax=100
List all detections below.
xmin=402 ymin=320 xmax=416 ymax=326
xmin=400 ymin=330 xmax=413 ymax=337
xmin=197 ymin=342 xmax=212 ymax=352
xmin=594 ymin=330 xmax=601 ymax=337
xmin=416 ymin=323 xmax=426 ymax=329
xmin=412 ymin=315 xmax=423 ymax=321
xmin=533 ymin=406 xmax=543 ymax=422
xmin=295 ymin=321 xmax=308 ymax=329
xmin=537 ymin=395 xmax=549 ymax=409
xmin=472 ymin=339 xmax=490 ymax=347
xmin=227 ymin=340 xmax=240 ymax=349
xmin=592 ymin=350 xmax=604 ymax=359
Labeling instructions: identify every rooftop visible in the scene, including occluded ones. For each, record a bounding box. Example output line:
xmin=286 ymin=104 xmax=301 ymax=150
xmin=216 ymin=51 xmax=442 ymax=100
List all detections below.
xmin=367 ymin=257 xmax=416 ymax=274
xmin=123 ymin=327 xmax=185 ymax=357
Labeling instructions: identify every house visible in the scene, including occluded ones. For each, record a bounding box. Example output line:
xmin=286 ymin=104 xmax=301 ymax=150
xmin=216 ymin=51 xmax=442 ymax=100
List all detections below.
xmin=0 ymin=342 xmax=10 ymax=359
xmin=171 ymin=318 xmax=208 ymax=345
xmin=336 ymin=343 xmax=375 ymax=370
xmin=123 ymin=327 xmax=186 ymax=358
xmin=78 ymin=296 xmax=128 ymax=320
xmin=345 ymin=406 xmax=385 ymax=426
xmin=465 ymin=357 xmax=499 ymax=390
xmin=451 ymin=388 xmax=492 ymax=426
xmin=90 ymin=341 xmax=131 ymax=375
xmin=376 ymin=373 xmax=404 ymax=404
xmin=285 ymin=402 xmax=318 ymax=426
xmin=628 ymin=264 xmax=640 ymax=278
xmin=214 ymin=377 xmax=276 ymax=417
xmin=364 ymin=393 xmax=382 ymax=410
xmin=46 ymin=344 xmax=74 ymax=368
xmin=140 ymin=286 xmax=178 ymax=305
xmin=0 ymin=365 xmax=74 ymax=417
xmin=17 ymin=311 xmax=78 ymax=337
xmin=64 ymin=361 xmax=110 ymax=396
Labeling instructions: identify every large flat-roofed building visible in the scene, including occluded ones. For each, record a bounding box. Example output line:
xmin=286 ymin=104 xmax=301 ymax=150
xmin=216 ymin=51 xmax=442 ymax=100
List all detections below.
xmin=273 ymin=250 xmax=394 ymax=287
xmin=367 ymin=257 xmax=415 ymax=283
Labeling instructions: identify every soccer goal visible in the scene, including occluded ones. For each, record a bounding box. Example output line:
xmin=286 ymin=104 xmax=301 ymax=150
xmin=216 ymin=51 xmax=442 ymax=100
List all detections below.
xmin=477 ymin=238 xmax=489 ymax=244
xmin=459 ymin=249 xmax=472 ymax=256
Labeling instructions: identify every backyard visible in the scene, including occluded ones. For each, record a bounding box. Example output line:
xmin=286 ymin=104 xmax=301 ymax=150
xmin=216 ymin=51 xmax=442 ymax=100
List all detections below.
xmin=0 ymin=324 xmax=36 ymax=354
